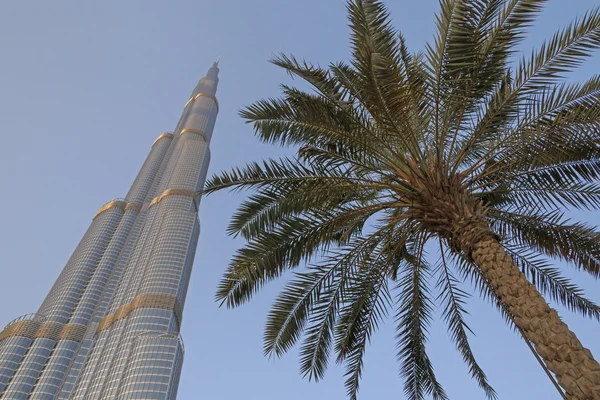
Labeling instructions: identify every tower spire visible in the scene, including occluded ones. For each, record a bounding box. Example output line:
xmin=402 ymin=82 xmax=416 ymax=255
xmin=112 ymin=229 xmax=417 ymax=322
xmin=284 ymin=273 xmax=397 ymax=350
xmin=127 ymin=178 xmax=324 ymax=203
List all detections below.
xmin=189 ymin=59 xmax=219 ymax=99
xmin=206 ymin=58 xmax=219 ymax=81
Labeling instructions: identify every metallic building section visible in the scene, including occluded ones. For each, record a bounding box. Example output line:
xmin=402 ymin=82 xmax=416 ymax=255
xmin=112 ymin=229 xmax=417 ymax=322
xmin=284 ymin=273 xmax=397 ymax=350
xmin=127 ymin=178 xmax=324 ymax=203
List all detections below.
xmin=180 ymin=127 xmax=209 ymax=141
xmin=58 ymin=325 xmax=87 ymax=342
xmin=93 ymin=201 xmax=147 ymax=219
xmin=125 ymin=135 xmax=174 ymax=204
xmin=184 ymin=92 xmax=219 ymax=111
xmin=40 ymin=209 xmax=126 ymax=324
xmin=93 ymin=200 xmax=127 ymax=219
xmin=152 ymin=132 xmax=175 ymax=146
xmin=148 ymin=188 xmax=199 ymax=208
xmin=0 ymin=61 xmax=220 ymax=399
xmin=0 ymin=321 xmax=86 ymax=343
xmin=115 ymin=332 xmax=184 ymax=400
xmin=95 ymin=293 xmax=183 ymax=334
xmin=0 ymin=320 xmax=42 ymax=342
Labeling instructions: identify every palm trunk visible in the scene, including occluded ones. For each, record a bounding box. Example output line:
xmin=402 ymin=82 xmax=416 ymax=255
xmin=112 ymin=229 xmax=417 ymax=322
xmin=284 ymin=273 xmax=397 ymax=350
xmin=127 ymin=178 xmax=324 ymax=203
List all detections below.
xmin=471 ymin=239 xmax=600 ymax=399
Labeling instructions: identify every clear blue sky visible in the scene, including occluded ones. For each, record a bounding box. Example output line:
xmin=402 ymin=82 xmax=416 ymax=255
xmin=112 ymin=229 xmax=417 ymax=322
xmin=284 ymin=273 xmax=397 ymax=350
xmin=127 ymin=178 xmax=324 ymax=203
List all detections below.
xmin=0 ymin=1 xmax=598 ymax=399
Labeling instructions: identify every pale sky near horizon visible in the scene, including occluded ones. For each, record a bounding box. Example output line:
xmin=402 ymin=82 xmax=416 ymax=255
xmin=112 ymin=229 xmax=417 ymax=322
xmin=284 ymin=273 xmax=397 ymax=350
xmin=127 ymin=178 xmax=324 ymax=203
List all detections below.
xmin=0 ymin=1 xmax=599 ymax=399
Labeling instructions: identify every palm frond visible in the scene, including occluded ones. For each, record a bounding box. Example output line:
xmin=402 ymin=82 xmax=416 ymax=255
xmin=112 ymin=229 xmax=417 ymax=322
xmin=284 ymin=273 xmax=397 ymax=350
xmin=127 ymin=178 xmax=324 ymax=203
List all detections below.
xmin=346 ymin=0 xmax=427 ymax=161
xmin=453 ymin=5 xmax=600 ymax=171
xmin=462 ymin=74 xmax=600 ymax=178
xmin=395 ymin=235 xmax=448 ymax=400
xmin=334 ymin=260 xmax=391 ymax=400
xmin=296 ymin=240 xmax=382 ymax=381
xmin=490 ymin=209 xmax=600 ymax=278
xmin=505 ymin=245 xmax=600 ymax=320
xmin=264 ymin=265 xmax=341 ymax=357
xmin=436 ymin=244 xmax=497 ymax=399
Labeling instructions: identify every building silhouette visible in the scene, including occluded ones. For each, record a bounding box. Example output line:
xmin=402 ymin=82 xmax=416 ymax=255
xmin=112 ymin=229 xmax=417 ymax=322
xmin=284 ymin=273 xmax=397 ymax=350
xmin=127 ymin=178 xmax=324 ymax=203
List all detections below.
xmin=0 ymin=62 xmax=220 ymax=399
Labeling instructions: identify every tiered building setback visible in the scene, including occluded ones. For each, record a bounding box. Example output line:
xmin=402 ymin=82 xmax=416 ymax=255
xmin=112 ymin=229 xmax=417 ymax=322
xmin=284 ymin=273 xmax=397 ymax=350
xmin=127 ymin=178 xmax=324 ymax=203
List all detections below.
xmin=0 ymin=62 xmax=220 ymax=399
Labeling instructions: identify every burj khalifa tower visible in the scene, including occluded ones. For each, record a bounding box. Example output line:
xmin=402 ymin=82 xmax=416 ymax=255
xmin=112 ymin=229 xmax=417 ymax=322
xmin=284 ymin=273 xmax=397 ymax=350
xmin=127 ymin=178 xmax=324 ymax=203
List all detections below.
xmin=0 ymin=62 xmax=220 ymax=399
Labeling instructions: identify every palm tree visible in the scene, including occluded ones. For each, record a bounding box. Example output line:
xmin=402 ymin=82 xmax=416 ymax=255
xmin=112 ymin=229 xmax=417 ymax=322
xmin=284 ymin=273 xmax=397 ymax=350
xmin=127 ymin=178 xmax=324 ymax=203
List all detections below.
xmin=205 ymin=1 xmax=600 ymax=398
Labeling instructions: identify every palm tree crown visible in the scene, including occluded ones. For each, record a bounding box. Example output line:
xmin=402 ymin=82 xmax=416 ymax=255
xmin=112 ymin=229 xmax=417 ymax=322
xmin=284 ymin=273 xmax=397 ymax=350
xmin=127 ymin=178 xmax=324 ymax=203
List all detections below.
xmin=205 ymin=1 xmax=600 ymax=398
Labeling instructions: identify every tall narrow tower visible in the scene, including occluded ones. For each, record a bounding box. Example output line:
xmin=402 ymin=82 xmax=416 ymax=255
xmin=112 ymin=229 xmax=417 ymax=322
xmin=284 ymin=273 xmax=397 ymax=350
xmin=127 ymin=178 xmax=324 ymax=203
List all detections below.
xmin=0 ymin=62 xmax=220 ymax=399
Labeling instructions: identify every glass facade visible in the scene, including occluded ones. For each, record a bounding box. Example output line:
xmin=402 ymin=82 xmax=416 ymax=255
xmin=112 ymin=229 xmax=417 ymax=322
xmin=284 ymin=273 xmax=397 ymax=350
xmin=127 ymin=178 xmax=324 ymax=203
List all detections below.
xmin=0 ymin=62 xmax=220 ymax=399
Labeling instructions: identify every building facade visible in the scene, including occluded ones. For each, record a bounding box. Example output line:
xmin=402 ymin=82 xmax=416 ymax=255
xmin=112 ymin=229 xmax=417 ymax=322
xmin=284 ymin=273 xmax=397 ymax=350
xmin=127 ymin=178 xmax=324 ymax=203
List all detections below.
xmin=0 ymin=62 xmax=220 ymax=399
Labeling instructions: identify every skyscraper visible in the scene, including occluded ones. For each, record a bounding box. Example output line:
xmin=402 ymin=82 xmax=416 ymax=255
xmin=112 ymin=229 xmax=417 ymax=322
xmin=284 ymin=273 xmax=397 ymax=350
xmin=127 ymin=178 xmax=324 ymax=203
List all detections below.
xmin=0 ymin=62 xmax=220 ymax=399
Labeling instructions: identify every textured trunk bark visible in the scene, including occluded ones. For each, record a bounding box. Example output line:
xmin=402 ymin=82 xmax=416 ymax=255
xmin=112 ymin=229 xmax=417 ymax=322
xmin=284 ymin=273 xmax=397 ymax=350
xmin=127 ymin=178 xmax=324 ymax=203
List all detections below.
xmin=471 ymin=239 xmax=600 ymax=399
